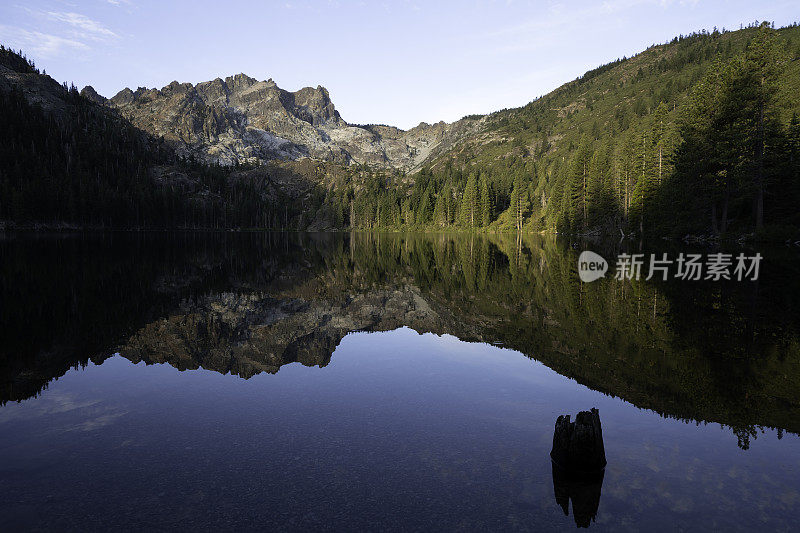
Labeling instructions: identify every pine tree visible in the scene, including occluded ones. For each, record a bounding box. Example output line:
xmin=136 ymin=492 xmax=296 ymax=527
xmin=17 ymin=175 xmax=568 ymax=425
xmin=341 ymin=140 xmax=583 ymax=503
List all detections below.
xmin=416 ymin=184 xmax=434 ymax=226
xmin=743 ymin=22 xmax=784 ymax=229
xmin=478 ymin=173 xmax=492 ymax=227
xmin=432 ymin=186 xmax=449 ymax=228
xmin=566 ymin=138 xmax=592 ymax=230
xmin=508 ymin=177 xmax=530 ymax=232
xmin=459 ymin=173 xmax=479 ymax=228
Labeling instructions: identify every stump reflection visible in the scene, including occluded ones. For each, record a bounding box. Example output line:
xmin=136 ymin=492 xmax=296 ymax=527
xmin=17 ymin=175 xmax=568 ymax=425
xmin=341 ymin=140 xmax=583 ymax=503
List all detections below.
xmin=552 ymin=463 xmax=605 ymax=528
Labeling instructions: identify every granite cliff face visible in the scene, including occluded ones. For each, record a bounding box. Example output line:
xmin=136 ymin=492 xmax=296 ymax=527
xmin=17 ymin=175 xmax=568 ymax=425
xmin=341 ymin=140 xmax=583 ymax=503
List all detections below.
xmin=99 ymin=75 xmax=482 ymax=169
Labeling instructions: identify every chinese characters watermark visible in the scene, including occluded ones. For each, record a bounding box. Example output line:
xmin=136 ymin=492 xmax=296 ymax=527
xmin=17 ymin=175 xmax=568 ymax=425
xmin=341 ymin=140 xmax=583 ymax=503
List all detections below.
xmin=578 ymin=251 xmax=761 ymax=283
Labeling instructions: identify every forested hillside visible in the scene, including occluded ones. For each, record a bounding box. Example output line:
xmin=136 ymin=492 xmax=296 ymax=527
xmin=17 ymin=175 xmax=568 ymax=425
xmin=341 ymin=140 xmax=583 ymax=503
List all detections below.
xmin=0 ymin=46 xmax=282 ymax=229
xmin=2 ymin=22 xmax=800 ymax=235
xmin=0 ymin=46 xmax=410 ymax=230
xmin=340 ymin=22 xmax=800 ymax=238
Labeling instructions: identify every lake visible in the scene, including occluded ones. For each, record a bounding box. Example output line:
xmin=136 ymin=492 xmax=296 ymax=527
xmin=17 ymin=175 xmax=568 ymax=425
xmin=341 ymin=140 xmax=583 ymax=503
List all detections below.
xmin=1 ymin=232 xmax=799 ymax=531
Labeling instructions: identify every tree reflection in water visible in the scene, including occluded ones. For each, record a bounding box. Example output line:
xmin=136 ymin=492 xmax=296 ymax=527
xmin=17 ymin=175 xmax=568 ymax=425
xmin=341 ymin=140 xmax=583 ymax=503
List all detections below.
xmin=2 ymin=231 xmax=799 ymax=447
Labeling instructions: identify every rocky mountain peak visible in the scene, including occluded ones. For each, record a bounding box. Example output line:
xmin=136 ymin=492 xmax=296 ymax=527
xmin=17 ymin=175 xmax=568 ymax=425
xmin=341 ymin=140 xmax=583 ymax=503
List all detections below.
xmin=80 ymin=85 xmax=106 ymax=104
xmin=110 ymin=87 xmax=135 ymax=106
xmin=99 ymin=73 xmax=482 ymax=169
xmin=226 ymin=73 xmax=257 ymax=91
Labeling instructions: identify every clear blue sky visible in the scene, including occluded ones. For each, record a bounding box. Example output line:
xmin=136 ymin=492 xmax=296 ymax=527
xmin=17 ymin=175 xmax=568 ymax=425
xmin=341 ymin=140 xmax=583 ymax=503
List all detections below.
xmin=1 ymin=1 xmax=797 ymax=129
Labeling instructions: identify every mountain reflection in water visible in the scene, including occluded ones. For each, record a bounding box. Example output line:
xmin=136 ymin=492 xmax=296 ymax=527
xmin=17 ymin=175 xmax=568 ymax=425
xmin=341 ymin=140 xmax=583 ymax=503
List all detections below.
xmin=3 ymin=231 xmax=798 ymax=446
xmin=1 ymin=231 xmax=799 ymax=530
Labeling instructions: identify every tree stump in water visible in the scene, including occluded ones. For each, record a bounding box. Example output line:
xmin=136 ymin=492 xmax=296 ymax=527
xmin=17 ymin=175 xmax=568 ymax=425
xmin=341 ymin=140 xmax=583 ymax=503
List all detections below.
xmin=550 ymin=408 xmax=606 ymax=473
xmin=550 ymin=408 xmax=607 ymax=527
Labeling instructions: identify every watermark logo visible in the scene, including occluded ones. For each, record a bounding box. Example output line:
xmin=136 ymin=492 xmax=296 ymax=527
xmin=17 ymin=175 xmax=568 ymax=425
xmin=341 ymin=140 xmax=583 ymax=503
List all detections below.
xmin=578 ymin=251 xmax=762 ymax=282
xmin=578 ymin=251 xmax=609 ymax=282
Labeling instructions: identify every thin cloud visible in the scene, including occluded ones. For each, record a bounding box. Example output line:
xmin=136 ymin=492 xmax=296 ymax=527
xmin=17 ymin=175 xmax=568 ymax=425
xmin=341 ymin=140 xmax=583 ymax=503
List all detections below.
xmin=0 ymin=25 xmax=90 ymax=57
xmin=45 ymin=11 xmax=118 ymax=41
xmin=484 ymin=0 xmax=667 ymax=39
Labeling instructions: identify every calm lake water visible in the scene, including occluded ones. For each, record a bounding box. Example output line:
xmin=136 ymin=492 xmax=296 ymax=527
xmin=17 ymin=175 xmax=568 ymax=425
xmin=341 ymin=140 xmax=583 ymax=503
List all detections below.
xmin=1 ymin=232 xmax=799 ymax=531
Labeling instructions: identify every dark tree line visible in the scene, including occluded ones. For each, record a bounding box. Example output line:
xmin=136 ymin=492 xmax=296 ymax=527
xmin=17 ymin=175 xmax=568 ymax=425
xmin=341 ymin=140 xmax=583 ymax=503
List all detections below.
xmin=0 ymin=46 xmax=279 ymax=229
xmin=656 ymin=24 xmax=800 ymax=236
